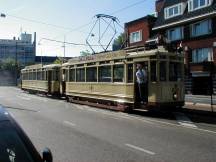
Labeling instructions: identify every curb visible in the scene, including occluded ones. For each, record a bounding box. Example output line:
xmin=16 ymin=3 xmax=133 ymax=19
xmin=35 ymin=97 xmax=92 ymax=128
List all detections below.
xmin=184 ymin=102 xmax=216 ymax=116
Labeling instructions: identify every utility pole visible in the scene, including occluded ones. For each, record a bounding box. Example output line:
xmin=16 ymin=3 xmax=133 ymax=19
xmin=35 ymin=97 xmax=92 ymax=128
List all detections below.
xmin=41 ymin=48 xmax=43 ymax=65
xmin=63 ymin=35 xmax=66 ymax=64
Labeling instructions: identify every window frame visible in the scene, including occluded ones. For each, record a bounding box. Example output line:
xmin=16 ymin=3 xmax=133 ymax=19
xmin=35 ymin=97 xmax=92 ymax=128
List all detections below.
xmin=129 ymin=30 xmax=142 ymax=43
xmin=113 ymin=64 xmax=125 ymax=83
xmin=191 ymin=19 xmax=212 ymax=37
xmin=188 ymin=0 xmax=213 ymax=12
xmin=192 ymin=48 xmax=213 ymax=63
xmin=98 ymin=65 xmax=112 ymax=83
xmin=86 ymin=66 xmax=97 ymax=82
xmin=164 ymin=3 xmax=186 ymax=19
xmin=76 ymin=67 xmax=85 ymax=82
xmin=167 ymin=26 xmax=184 ymax=41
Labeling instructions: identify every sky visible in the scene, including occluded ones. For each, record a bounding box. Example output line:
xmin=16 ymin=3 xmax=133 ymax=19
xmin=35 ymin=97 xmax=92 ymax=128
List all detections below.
xmin=0 ymin=0 xmax=155 ymax=57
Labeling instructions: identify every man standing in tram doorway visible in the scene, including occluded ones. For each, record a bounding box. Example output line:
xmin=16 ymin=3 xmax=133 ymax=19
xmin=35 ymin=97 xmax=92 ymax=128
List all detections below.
xmin=136 ymin=64 xmax=148 ymax=104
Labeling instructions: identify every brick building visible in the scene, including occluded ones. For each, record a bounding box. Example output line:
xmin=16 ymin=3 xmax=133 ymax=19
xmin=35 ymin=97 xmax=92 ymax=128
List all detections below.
xmin=124 ymin=15 xmax=157 ymax=48
xmin=152 ymin=0 xmax=216 ymax=95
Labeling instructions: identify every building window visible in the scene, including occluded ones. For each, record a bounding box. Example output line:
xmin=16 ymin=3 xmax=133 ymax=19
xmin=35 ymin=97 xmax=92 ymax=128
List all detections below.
xmin=130 ymin=30 xmax=142 ymax=43
xmin=192 ymin=48 xmax=213 ymax=63
xmin=188 ymin=0 xmax=213 ymax=12
xmin=191 ymin=19 xmax=212 ymax=37
xmin=164 ymin=3 xmax=186 ymax=19
xmin=167 ymin=27 xmax=184 ymax=41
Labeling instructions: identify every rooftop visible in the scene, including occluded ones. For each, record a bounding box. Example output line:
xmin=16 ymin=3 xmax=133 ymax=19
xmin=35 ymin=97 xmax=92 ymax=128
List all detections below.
xmin=153 ymin=0 xmax=216 ymax=30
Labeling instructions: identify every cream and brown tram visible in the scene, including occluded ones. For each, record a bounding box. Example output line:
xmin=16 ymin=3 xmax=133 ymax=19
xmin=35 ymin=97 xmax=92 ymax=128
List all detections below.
xmin=21 ymin=64 xmax=61 ymax=95
xmin=62 ymin=46 xmax=185 ymax=111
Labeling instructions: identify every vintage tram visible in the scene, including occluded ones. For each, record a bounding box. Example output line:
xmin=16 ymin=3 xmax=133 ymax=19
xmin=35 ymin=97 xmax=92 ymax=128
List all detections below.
xmin=21 ymin=46 xmax=185 ymax=111
xmin=21 ymin=64 xmax=61 ymax=95
xmin=62 ymin=46 xmax=185 ymax=111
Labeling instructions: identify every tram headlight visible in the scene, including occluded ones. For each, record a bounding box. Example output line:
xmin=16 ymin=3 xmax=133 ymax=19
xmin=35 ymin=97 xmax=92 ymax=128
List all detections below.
xmin=173 ymin=93 xmax=178 ymax=100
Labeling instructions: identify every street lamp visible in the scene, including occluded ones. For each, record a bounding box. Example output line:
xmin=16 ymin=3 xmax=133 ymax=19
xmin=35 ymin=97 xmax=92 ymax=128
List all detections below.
xmin=0 ymin=13 xmax=6 ymax=18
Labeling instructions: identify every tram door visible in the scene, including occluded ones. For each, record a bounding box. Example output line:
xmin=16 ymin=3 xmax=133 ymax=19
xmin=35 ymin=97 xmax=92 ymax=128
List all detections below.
xmin=48 ymin=70 xmax=52 ymax=94
xmin=135 ymin=62 xmax=148 ymax=104
xmin=61 ymin=69 xmax=66 ymax=95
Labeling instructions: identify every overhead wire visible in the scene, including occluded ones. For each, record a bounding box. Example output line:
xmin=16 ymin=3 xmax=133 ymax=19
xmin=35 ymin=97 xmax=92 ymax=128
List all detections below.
xmin=4 ymin=0 xmax=150 ymax=50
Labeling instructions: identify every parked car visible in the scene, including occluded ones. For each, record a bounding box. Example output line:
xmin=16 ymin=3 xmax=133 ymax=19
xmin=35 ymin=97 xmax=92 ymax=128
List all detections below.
xmin=0 ymin=106 xmax=53 ymax=162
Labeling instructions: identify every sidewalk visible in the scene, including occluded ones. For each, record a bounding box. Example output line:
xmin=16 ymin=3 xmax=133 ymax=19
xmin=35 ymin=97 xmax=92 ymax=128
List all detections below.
xmin=184 ymin=102 xmax=216 ymax=112
xmin=184 ymin=94 xmax=216 ymax=113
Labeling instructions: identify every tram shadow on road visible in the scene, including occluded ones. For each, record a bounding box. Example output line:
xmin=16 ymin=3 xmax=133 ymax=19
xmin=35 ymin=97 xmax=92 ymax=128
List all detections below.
xmin=131 ymin=106 xmax=216 ymax=126
xmin=130 ymin=107 xmax=178 ymax=121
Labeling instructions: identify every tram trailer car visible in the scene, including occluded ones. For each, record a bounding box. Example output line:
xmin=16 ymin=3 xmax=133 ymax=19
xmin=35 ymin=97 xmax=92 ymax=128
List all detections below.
xmin=21 ymin=64 xmax=61 ymax=96
xmin=63 ymin=46 xmax=185 ymax=111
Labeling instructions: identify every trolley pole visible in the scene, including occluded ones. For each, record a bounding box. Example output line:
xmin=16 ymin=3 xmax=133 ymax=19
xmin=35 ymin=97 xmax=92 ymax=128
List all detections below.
xmin=63 ymin=35 xmax=66 ymax=64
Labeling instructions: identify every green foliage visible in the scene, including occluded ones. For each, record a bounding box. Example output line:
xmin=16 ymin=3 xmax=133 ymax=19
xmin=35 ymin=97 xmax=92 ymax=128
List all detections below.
xmin=53 ymin=58 xmax=63 ymax=64
xmin=80 ymin=50 xmax=92 ymax=56
xmin=0 ymin=58 xmax=19 ymax=70
xmin=112 ymin=33 xmax=126 ymax=51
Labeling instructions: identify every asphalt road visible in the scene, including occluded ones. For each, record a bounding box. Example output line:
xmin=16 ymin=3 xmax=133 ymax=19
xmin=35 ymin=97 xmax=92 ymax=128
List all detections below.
xmin=0 ymin=87 xmax=216 ymax=162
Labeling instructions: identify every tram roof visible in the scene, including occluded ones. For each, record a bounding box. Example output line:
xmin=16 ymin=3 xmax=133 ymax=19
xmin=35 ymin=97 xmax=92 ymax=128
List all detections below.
xmin=21 ymin=64 xmax=61 ymax=71
xmin=66 ymin=46 xmax=183 ymax=65
xmin=21 ymin=64 xmax=43 ymax=71
xmin=43 ymin=64 xmax=61 ymax=69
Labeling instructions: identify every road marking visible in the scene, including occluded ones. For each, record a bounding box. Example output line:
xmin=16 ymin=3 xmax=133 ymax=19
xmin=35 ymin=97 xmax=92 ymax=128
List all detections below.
xmin=63 ymin=121 xmax=76 ymax=127
xmin=125 ymin=144 xmax=155 ymax=155
xmin=174 ymin=112 xmax=197 ymax=128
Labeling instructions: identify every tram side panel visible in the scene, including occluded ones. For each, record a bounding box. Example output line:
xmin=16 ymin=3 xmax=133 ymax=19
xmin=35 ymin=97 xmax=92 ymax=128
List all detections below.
xmin=65 ymin=82 xmax=134 ymax=110
xmin=22 ymin=80 xmax=49 ymax=93
xmin=148 ymin=82 xmax=184 ymax=107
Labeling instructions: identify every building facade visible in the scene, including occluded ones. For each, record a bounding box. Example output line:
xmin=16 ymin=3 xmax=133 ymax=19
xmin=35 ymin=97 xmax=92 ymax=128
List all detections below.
xmin=0 ymin=32 xmax=36 ymax=67
xmin=153 ymin=0 xmax=216 ymax=95
xmin=125 ymin=15 xmax=157 ymax=48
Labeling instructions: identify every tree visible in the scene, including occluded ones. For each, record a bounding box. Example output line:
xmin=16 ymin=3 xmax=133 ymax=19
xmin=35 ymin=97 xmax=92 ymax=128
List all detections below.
xmin=53 ymin=58 xmax=63 ymax=64
xmin=80 ymin=50 xmax=92 ymax=56
xmin=112 ymin=33 xmax=126 ymax=51
xmin=0 ymin=58 xmax=17 ymax=70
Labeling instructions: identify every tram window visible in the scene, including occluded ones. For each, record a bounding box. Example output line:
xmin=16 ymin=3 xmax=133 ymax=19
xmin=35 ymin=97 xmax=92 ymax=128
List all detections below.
xmin=86 ymin=67 xmax=97 ymax=82
xmin=113 ymin=65 xmax=124 ymax=82
xmin=69 ymin=69 xmax=75 ymax=82
xmin=45 ymin=71 xmax=47 ymax=80
xmin=65 ymin=69 xmax=69 ymax=82
xmin=128 ymin=64 xmax=133 ymax=83
xmin=53 ymin=70 xmax=59 ymax=81
xmin=99 ymin=66 xmax=111 ymax=82
xmin=22 ymin=73 xmax=25 ymax=80
xmin=37 ymin=71 xmax=42 ymax=80
xmin=160 ymin=62 xmax=166 ymax=81
xmin=33 ymin=72 xmax=37 ymax=80
xmin=29 ymin=72 xmax=33 ymax=80
xmin=169 ymin=62 xmax=182 ymax=81
xmin=41 ymin=71 xmax=45 ymax=80
xmin=151 ymin=61 xmax=157 ymax=82
xmin=76 ymin=68 xmax=85 ymax=82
